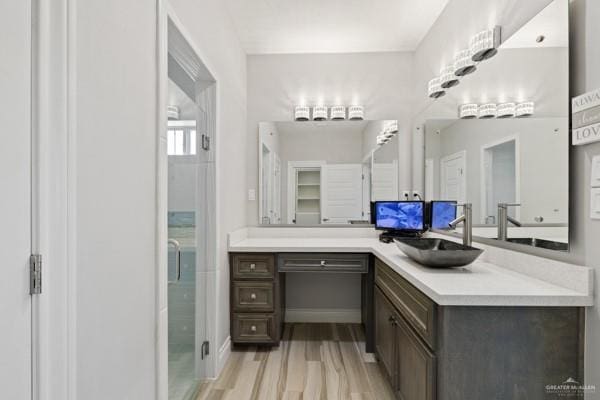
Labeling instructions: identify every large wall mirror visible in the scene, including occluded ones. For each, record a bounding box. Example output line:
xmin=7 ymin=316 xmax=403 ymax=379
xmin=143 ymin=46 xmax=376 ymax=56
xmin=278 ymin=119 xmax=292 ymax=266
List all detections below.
xmin=259 ymin=120 xmax=400 ymax=225
xmin=418 ymin=0 xmax=569 ymax=252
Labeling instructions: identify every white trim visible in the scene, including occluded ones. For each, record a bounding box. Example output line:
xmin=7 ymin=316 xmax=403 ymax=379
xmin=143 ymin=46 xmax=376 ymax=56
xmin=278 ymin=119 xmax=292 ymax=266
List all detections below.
xmin=286 ymin=160 xmax=326 ymax=224
xmin=216 ymin=336 xmax=231 ymax=377
xmin=480 ymin=135 xmax=521 ymax=224
xmin=284 ymin=308 xmax=362 ymax=323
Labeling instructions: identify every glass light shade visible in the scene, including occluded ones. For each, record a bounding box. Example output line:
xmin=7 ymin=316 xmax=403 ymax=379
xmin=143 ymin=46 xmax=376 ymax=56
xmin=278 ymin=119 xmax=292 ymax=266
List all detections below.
xmin=294 ymin=106 xmax=310 ymax=121
xmin=458 ymin=104 xmax=478 ymax=119
xmin=454 ymin=49 xmax=477 ymax=76
xmin=516 ymin=102 xmax=535 ymax=117
xmin=312 ymin=105 xmax=328 ymax=121
xmin=330 ymin=105 xmax=346 ymax=120
xmin=470 ymin=26 xmax=501 ymax=62
xmin=497 ymin=102 xmax=516 ymax=118
xmin=440 ymin=64 xmax=460 ymax=88
xmin=428 ymin=77 xmax=446 ymax=99
xmin=386 ymin=120 xmax=399 ymax=134
xmin=348 ymin=105 xmax=365 ymax=120
xmin=478 ymin=103 xmax=497 ymax=119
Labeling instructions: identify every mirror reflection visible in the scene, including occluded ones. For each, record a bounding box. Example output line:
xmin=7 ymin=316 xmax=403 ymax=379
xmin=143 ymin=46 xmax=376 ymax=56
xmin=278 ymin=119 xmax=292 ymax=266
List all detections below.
xmin=420 ymin=0 xmax=569 ymax=250
xmin=259 ymin=120 xmax=400 ymax=225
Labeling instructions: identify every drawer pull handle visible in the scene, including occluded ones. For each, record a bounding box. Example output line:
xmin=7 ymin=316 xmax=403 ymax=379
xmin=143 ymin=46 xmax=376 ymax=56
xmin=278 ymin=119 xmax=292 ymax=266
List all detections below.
xmin=320 ymin=260 xmax=326 ymax=267
xmin=250 ymin=263 xmax=256 ymax=270
xmin=250 ymin=325 xmax=257 ymax=332
xmin=250 ymin=293 xmax=256 ymax=300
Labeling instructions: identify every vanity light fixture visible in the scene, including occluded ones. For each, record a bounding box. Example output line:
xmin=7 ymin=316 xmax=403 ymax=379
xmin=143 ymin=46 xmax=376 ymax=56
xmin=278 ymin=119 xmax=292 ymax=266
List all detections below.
xmin=330 ymin=105 xmax=346 ymax=120
xmin=167 ymin=105 xmax=180 ymax=120
xmin=428 ymin=77 xmax=446 ymax=99
xmin=458 ymin=103 xmax=478 ymax=119
xmin=348 ymin=105 xmax=365 ymax=120
xmin=454 ymin=49 xmax=477 ymax=76
xmin=515 ymin=102 xmax=535 ymax=117
xmin=470 ymin=26 xmax=501 ymax=62
xmin=312 ymin=106 xmax=328 ymax=121
xmin=478 ymin=103 xmax=497 ymax=119
xmin=497 ymin=102 xmax=516 ymax=118
xmin=294 ymin=106 xmax=310 ymax=121
xmin=440 ymin=64 xmax=460 ymax=88
xmin=386 ymin=120 xmax=399 ymax=134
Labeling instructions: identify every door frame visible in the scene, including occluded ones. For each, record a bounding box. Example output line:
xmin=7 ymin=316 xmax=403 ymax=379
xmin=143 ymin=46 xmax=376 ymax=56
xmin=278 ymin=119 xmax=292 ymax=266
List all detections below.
xmin=440 ymin=150 xmax=467 ymax=202
xmin=480 ymin=135 xmax=521 ymax=224
xmin=157 ymin=3 xmax=219 ymax=398
xmin=286 ymin=160 xmax=325 ymax=224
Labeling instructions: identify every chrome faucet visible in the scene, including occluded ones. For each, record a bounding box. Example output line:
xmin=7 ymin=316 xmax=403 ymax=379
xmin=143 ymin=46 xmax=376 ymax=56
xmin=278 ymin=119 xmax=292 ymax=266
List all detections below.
xmin=497 ymin=203 xmax=522 ymax=241
xmin=448 ymin=203 xmax=473 ymax=247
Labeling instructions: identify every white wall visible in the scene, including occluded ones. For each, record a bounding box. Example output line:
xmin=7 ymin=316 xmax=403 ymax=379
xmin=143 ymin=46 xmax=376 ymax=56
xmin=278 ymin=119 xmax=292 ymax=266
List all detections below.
xmin=71 ymin=2 xmax=246 ymax=398
xmin=571 ymin=0 xmax=600 ymax=396
xmin=74 ymin=1 xmax=157 ymax=398
xmin=247 ymin=52 xmax=415 ymax=225
xmin=168 ymin=0 xmax=247 ymax=374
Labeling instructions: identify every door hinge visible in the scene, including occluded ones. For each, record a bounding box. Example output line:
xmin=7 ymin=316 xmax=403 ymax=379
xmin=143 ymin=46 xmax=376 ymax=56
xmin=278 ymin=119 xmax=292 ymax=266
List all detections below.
xmin=30 ymin=254 xmax=42 ymax=295
xmin=201 ymin=340 xmax=210 ymax=360
xmin=201 ymin=134 xmax=210 ymax=151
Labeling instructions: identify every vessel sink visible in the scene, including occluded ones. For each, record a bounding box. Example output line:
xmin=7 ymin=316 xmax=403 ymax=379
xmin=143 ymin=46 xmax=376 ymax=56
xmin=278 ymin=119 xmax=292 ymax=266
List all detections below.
xmin=394 ymin=238 xmax=484 ymax=268
xmin=505 ymin=237 xmax=568 ymax=251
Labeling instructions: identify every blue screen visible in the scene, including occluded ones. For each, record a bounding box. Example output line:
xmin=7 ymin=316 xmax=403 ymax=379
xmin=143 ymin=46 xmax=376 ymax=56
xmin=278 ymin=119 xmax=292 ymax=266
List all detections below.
xmin=431 ymin=201 xmax=457 ymax=229
xmin=375 ymin=201 xmax=424 ymax=230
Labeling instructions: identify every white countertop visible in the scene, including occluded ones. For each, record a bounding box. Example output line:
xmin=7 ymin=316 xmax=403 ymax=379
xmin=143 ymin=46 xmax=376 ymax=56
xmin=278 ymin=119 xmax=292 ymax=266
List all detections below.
xmin=228 ymin=231 xmax=594 ymax=307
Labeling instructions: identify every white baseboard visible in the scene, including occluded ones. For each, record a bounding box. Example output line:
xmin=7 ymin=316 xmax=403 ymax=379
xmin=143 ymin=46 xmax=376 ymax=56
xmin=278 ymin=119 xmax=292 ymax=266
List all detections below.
xmin=284 ymin=308 xmax=362 ymax=323
xmin=216 ymin=335 xmax=231 ymax=377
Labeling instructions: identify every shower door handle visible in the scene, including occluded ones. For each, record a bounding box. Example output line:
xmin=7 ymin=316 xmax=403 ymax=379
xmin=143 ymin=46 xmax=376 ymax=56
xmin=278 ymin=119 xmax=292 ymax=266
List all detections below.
xmin=168 ymin=239 xmax=181 ymax=282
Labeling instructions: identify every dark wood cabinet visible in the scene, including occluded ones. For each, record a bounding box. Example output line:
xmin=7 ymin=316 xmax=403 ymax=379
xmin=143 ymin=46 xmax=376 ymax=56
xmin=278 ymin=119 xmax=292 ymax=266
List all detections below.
xmin=375 ymin=286 xmax=397 ymax=382
xmin=394 ymin=307 xmax=436 ymax=400
xmin=374 ymin=257 xmax=584 ymax=400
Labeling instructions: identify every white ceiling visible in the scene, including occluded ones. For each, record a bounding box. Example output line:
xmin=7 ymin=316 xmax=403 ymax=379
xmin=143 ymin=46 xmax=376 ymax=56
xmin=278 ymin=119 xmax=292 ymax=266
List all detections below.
xmin=224 ymin=0 xmax=450 ymax=54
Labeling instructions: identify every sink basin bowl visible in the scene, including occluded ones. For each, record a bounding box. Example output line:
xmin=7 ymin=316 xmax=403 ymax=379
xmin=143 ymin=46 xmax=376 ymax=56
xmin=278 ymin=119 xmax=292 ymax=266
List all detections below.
xmin=394 ymin=238 xmax=484 ymax=268
xmin=504 ymin=237 xmax=568 ymax=251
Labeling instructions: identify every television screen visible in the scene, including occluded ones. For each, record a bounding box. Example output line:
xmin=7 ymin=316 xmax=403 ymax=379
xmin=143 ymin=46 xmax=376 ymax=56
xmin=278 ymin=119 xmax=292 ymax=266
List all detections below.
xmin=374 ymin=201 xmax=424 ymax=230
xmin=431 ymin=201 xmax=457 ymax=229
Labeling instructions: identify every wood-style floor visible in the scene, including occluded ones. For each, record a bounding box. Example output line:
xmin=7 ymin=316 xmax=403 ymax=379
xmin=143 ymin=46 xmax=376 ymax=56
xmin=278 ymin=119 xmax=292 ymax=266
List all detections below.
xmin=195 ymin=323 xmax=395 ymax=400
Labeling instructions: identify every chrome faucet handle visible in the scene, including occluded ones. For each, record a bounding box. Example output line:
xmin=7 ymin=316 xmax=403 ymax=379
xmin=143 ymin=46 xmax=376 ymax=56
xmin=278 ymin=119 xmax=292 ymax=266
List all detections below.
xmin=498 ymin=202 xmax=521 ymax=208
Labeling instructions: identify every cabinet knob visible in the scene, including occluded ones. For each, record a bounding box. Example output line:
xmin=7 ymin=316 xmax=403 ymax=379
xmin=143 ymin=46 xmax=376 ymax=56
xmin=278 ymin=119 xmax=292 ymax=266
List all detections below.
xmin=250 ymin=263 xmax=256 ymax=270
xmin=250 ymin=325 xmax=257 ymax=332
xmin=250 ymin=293 xmax=256 ymax=300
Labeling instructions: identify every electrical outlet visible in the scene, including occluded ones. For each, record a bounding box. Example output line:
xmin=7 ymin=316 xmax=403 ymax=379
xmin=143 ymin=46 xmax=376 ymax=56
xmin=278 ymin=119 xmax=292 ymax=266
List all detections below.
xmin=591 ymin=155 xmax=600 ymax=187
xmin=591 ymin=188 xmax=600 ymax=220
xmin=402 ymin=191 xmax=410 ymax=200
xmin=248 ymin=189 xmax=256 ymax=201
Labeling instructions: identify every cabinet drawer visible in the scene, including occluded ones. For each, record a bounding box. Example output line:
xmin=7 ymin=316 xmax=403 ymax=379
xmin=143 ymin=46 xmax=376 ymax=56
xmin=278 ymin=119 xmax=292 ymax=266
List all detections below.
xmin=278 ymin=253 xmax=368 ymax=273
xmin=232 ymin=254 xmax=275 ymax=279
xmin=375 ymin=258 xmax=437 ymax=349
xmin=232 ymin=313 xmax=275 ymax=343
xmin=232 ymin=281 xmax=274 ymax=312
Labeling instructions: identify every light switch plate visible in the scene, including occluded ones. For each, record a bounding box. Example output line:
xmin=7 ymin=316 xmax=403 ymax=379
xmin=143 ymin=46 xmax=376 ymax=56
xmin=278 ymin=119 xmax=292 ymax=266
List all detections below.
xmin=248 ymin=189 xmax=256 ymax=201
xmin=591 ymin=187 xmax=600 ymax=220
xmin=591 ymin=155 xmax=600 ymax=187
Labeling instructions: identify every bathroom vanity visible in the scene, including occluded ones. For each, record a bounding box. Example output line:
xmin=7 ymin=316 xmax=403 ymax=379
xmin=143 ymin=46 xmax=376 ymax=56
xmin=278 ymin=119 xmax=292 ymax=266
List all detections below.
xmin=228 ymin=227 xmax=592 ymax=400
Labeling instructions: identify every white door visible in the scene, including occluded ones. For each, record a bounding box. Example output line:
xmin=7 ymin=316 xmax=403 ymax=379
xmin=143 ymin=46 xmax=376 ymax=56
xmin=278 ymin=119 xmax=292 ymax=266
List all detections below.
xmin=371 ymin=161 xmax=399 ymax=201
xmin=0 ymin=0 xmax=33 ymax=397
xmin=321 ymin=164 xmax=363 ymax=223
xmin=441 ymin=151 xmax=466 ymax=202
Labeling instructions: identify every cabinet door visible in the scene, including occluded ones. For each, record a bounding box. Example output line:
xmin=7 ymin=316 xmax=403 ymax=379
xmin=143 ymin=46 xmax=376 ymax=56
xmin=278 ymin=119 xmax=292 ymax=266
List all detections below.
xmin=375 ymin=287 xmax=396 ymax=382
xmin=395 ymin=314 xmax=436 ymax=400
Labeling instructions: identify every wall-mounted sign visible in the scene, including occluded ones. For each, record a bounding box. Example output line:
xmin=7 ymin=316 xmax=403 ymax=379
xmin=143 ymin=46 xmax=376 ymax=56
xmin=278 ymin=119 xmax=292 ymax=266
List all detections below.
xmin=572 ymin=89 xmax=600 ymax=146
